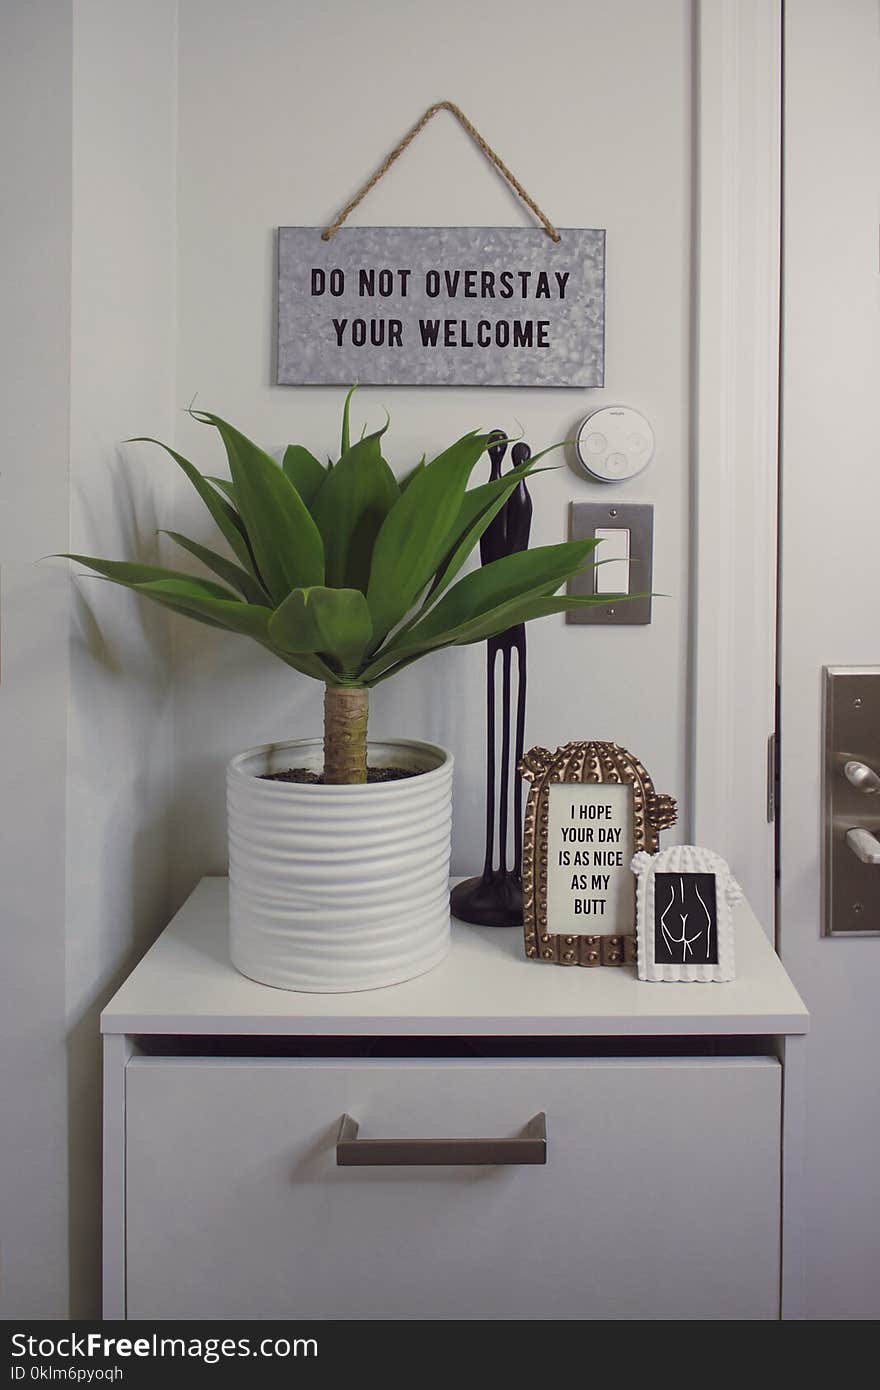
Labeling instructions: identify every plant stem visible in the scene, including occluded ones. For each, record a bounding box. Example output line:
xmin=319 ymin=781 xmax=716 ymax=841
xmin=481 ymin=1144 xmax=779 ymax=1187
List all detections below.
xmin=323 ymin=685 xmax=369 ymax=785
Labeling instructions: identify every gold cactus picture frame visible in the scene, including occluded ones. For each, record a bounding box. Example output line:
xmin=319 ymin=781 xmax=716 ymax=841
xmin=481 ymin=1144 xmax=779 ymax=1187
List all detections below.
xmin=519 ymin=741 xmax=677 ymax=967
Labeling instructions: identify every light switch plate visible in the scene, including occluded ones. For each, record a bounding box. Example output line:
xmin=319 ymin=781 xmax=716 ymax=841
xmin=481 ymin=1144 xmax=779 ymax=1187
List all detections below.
xmin=823 ymin=666 xmax=880 ymax=935
xmin=567 ymin=502 xmax=653 ymax=624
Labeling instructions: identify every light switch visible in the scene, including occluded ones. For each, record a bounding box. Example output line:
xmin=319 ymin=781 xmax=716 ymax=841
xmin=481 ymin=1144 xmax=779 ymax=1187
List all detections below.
xmin=567 ymin=502 xmax=653 ymax=625
xmin=594 ymin=527 xmax=630 ymax=594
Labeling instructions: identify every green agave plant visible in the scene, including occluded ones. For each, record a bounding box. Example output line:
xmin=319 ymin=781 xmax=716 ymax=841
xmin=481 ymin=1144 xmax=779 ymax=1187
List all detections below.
xmin=64 ymin=390 xmax=608 ymax=783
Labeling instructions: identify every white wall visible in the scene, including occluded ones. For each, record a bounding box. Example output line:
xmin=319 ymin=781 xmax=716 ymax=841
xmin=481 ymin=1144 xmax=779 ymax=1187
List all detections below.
xmin=66 ymin=0 xmax=178 ymax=1317
xmin=0 ymin=0 xmax=74 ymax=1320
xmin=0 ymin=0 xmax=178 ymax=1321
xmin=1 ymin=0 xmax=694 ymax=1317
xmin=169 ymin=0 xmax=693 ymax=903
xmin=779 ymin=0 xmax=880 ymax=1320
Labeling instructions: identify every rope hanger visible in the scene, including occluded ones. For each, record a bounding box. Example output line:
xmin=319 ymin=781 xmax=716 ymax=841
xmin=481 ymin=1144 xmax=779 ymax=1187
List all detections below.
xmin=320 ymin=100 xmax=561 ymax=243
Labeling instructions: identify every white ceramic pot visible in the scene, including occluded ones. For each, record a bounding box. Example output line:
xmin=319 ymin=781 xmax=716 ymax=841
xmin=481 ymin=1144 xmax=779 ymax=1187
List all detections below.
xmin=227 ymin=737 xmax=453 ymax=993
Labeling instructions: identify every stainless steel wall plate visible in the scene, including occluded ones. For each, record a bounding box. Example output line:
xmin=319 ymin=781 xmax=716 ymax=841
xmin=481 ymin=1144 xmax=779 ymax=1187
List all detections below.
xmin=823 ymin=666 xmax=880 ymax=936
xmin=567 ymin=502 xmax=653 ymax=625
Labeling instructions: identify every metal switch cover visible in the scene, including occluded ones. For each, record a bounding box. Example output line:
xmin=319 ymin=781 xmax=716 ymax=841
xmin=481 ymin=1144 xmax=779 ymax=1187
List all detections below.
xmin=824 ymin=666 xmax=880 ymax=936
xmin=567 ymin=502 xmax=653 ymax=624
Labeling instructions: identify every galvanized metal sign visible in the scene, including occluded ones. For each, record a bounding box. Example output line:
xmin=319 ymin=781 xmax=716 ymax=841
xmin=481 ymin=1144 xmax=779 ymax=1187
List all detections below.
xmin=276 ymin=226 xmax=605 ymax=388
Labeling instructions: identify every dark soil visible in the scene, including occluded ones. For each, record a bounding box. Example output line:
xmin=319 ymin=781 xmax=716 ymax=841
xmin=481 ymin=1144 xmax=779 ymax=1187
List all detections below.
xmin=260 ymin=765 xmax=421 ymax=785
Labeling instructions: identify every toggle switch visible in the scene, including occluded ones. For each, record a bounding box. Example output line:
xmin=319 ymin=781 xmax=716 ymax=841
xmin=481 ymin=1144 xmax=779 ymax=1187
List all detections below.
xmin=567 ymin=502 xmax=653 ymax=625
xmin=594 ymin=528 xmax=631 ymax=595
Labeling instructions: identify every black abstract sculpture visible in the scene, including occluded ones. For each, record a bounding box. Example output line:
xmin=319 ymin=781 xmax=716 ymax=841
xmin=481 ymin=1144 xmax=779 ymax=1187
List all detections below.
xmin=451 ymin=431 xmax=533 ymax=927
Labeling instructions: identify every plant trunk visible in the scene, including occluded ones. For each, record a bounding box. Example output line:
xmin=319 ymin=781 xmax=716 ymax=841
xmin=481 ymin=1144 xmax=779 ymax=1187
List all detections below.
xmin=323 ymin=685 xmax=369 ymax=785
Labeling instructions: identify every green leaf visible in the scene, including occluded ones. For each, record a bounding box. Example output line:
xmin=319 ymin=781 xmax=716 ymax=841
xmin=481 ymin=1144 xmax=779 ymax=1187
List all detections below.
xmin=398 ymin=457 xmax=426 ymax=492
xmin=152 ymin=599 xmax=230 ymax=632
xmin=365 ymin=431 xmax=493 ymax=642
xmin=378 ymin=541 xmax=597 ymax=659
xmin=63 ymin=554 xmax=237 ymax=602
xmin=282 ymin=446 xmax=326 ymax=506
xmin=134 ymin=585 xmax=274 ymax=641
xmin=364 ymin=590 xmax=609 ymax=685
xmin=205 ymin=476 xmax=238 ymax=505
xmin=385 ymin=453 xmax=559 ymax=652
xmin=423 ymin=454 xmax=552 ymax=607
xmin=128 ymin=439 xmax=255 ymax=576
xmin=425 ymin=437 xmax=563 ymax=594
xmin=65 ymin=554 xmax=274 ymax=641
xmin=268 ymin=647 xmax=340 ymax=682
xmin=64 ymin=555 xmax=340 ymax=679
xmin=193 ymin=412 xmax=324 ymax=602
xmin=161 ymin=531 xmax=269 ymax=605
xmin=310 ymin=426 xmax=400 ymax=591
xmin=269 ymin=586 xmax=373 ymax=671
xmin=453 ymin=591 xmax=610 ymax=643
xmin=340 ymin=385 xmax=357 ymax=456
xmin=125 ymin=589 xmax=336 ymax=684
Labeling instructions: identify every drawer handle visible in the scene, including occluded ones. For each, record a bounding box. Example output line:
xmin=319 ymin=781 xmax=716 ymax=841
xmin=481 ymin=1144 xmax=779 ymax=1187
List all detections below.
xmin=336 ymin=1112 xmax=547 ymax=1166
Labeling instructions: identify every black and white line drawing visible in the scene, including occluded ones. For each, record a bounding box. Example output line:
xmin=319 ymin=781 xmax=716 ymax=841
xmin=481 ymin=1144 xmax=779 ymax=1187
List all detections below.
xmin=655 ymin=872 xmax=718 ymax=965
xmin=631 ymin=846 xmax=740 ymax=982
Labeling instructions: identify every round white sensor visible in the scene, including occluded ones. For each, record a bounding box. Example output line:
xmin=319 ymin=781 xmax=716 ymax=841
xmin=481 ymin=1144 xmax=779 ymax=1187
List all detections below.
xmin=574 ymin=406 xmax=655 ymax=483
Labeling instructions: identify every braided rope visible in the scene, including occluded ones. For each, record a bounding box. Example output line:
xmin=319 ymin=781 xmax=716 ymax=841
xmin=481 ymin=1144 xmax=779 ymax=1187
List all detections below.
xmin=321 ymin=101 xmax=561 ymax=243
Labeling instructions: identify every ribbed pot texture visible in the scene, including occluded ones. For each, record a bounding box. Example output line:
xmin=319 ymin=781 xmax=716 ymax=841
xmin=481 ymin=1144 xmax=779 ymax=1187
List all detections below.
xmin=227 ymin=738 xmax=454 ymax=993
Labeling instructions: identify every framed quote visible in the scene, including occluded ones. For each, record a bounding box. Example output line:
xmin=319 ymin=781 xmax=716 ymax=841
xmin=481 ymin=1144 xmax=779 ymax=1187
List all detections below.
xmin=519 ymin=742 xmax=677 ymax=967
xmin=631 ymin=845 xmax=741 ymax=982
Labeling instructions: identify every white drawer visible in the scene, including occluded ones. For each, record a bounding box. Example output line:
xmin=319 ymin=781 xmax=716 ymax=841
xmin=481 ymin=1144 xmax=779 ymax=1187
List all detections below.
xmin=125 ymin=1055 xmax=781 ymax=1320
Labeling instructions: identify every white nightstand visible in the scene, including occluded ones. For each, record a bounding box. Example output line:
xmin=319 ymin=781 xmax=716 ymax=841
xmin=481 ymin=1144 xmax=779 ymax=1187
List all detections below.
xmin=102 ymin=877 xmax=808 ymax=1321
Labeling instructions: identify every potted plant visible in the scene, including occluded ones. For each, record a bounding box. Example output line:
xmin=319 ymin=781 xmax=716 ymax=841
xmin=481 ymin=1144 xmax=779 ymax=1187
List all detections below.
xmin=65 ymin=392 xmax=604 ymax=992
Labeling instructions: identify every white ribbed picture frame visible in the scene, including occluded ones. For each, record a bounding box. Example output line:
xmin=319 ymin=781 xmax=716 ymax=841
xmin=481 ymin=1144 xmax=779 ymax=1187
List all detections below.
xmin=631 ymin=845 xmax=741 ymax=982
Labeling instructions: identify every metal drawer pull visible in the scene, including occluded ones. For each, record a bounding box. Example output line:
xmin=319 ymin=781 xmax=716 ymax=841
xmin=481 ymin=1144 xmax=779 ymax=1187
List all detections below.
xmin=336 ymin=1112 xmax=547 ymax=1166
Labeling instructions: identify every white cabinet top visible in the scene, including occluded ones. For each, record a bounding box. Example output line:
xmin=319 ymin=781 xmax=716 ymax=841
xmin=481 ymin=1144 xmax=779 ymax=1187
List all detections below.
xmin=101 ymin=877 xmax=808 ymax=1038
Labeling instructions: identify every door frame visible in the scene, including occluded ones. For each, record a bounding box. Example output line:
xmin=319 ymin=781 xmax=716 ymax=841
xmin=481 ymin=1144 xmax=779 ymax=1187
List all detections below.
xmin=692 ymin=0 xmax=782 ymax=933
xmin=692 ymin=7 xmax=794 ymax=1314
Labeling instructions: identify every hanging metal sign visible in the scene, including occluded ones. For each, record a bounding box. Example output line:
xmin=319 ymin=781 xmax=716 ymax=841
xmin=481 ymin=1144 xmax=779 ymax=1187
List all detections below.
xmin=276 ymin=226 xmax=605 ymax=389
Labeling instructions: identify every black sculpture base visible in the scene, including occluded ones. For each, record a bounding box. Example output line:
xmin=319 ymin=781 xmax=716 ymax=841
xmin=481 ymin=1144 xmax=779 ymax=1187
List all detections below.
xmin=450 ymin=873 xmax=523 ymax=928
